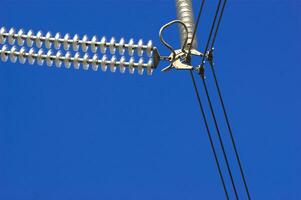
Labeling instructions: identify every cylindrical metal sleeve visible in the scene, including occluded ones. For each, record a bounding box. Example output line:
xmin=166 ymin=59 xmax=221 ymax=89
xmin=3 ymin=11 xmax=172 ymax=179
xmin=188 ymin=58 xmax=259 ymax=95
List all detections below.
xmin=175 ymin=0 xmax=197 ymax=49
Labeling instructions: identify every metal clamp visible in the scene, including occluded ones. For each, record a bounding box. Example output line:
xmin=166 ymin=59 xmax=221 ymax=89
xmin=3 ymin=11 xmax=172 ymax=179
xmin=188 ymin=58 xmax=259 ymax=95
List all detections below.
xmin=158 ymin=20 xmax=204 ymax=72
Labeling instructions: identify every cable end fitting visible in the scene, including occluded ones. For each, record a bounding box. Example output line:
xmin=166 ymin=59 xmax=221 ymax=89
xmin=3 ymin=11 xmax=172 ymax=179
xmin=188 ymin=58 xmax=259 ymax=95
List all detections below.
xmin=198 ymin=64 xmax=205 ymax=78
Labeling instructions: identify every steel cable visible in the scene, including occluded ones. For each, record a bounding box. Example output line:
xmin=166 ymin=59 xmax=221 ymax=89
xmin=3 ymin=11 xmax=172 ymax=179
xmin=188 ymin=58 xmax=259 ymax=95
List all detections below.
xmin=207 ymin=0 xmax=252 ymax=198
xmin=183 ymin=1 xmax=232 ymax=198
xmin=186 ymin=0 xmax=206 ymax=54
xmin=209 ymin=62 xmax=251 ymax=200
xmin=194 ymin=0 xmax=241 ymax=198
xmin=188 ymin=0 xmax=240 ymax=198
xmin=198 ymin=0 xmax=222 ymax=70
xmin=189 ymin=70 xmax=229 ymax=200
xmin=200 ymin=73 xmax=239 ymax=199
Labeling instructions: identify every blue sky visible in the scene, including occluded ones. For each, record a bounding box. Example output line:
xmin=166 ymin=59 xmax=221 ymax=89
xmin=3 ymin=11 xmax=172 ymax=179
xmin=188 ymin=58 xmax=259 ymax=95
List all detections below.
xmin=0 ymin=0 xmax=300 ymax=199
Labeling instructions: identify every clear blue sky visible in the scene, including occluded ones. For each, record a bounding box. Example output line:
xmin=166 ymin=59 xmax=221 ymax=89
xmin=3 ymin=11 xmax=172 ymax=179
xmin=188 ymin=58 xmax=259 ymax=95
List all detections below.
xmin=0 ymin=0 xmax=300 ymax=199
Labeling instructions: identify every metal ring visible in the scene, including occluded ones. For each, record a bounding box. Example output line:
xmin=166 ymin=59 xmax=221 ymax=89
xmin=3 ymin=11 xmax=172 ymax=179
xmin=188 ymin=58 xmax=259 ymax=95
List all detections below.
xmin=159 ymin=20 xmax=189 ymax=62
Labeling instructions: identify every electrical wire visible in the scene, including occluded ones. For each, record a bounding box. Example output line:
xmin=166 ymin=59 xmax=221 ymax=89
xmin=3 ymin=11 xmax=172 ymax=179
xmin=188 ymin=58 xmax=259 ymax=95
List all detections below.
xmin=207 ymin=0 xmax=252 ymax=199
xmin=210 ymin=0 xmax=227 ymax=49
xmin=189 ymin=70 xmax=229 ymax=200
xmin=185 ymin=1 xmax=231 ymax=198
xmin=187 ymin=0 xmax=250 ymax=198
xmin=200 ymin=73 xmax=239 ymax=199
xmin=185 ymin=1 xmax=230 ymax=198
xmin=187 ymin=0 xmax=205 ymax=55
xmin=198 ymin=0 xmax=222 ymax=70
xmin=208 ymin=62 xmax=251 ymax=200
xmin=184 ymin=0 xmax=251 ymax=198
xmin=195 ymin=1 xmax=243 ymax=198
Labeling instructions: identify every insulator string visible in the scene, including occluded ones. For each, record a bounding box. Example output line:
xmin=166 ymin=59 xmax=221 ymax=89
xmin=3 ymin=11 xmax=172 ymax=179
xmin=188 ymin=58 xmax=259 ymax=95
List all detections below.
xmin=0 ymin=27 xmax=154 ymax=57
xmin=0 ymin=45 xmax=154 ymax=75
xmin=175 ymin=0 xmax=199 ymax=48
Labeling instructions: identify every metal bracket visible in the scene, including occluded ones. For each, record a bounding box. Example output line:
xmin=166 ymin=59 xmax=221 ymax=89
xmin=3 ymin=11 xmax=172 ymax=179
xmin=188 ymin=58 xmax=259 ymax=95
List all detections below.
xmin=161 ymin=49 xmax=204 ymax=72
xmin=207 ymin=48 xmax=214 ymax=64
xmin=195 ymin=47 xmax=215 ymax=75
xmin=159 ymin=20 xmax=205 ymax=72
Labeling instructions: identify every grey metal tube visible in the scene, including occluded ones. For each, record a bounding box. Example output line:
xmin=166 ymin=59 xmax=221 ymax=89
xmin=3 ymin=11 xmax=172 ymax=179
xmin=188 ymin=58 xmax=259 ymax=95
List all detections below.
xmin=175 ymin=0 xmax=197 ymax=49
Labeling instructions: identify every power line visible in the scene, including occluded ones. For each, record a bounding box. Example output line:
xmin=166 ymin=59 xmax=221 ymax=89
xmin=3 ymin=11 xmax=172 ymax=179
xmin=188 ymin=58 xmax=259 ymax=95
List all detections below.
xmin=207 ymin=0 xmax=252 ymax=198
xmin=210 ymin=0 xmax=227 ymax=49
xmin=189 ymin=70 xmax=229 ymax=200
xmin=188 ymin=0 xmax=251 ymax=198
xmin=185 ymin=1 xmax=230 ymax=198
xmin=198 ymin=0 xmax=223 ymax=70
xmin=187 ymin=0 xmax=206 ymax=56
xmin=175 ymin=0 xmax=251 ymax=198
xmin=208 ymin=62 xmax=252 ymax=199
xmin=189 ymin=0 xmax=240 ymax=198
xmin=200 ymin=72 xmax=239 ymax=199
xmin=186 ymin=1 xmax=235 ymax=198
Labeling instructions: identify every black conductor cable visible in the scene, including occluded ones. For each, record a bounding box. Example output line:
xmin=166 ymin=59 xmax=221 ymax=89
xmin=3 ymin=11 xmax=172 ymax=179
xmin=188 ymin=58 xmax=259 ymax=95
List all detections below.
xmin=200 ymin=68 xmax=239 ymax=200
xmin=198 ymin=0 xmax=222 ymax=71
xmin=186 ymin=0 xmax=206 ymax=57
xmin=192 ymin=0 xmax=240 ymax=199
xmin=185 ymin=0 xmax=230 ymax=198
xmin=210 ymin=0 xmax=227 ymax=50
xmin=209 ymin=61 xmax=251 ymax=200
xmin=185 ymin=0 xmax=230 ymax=199
xmin=189 ymin=70 xmax=229 ymax=200
xmin=208 ymin=1 xmax=252 ymax=199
